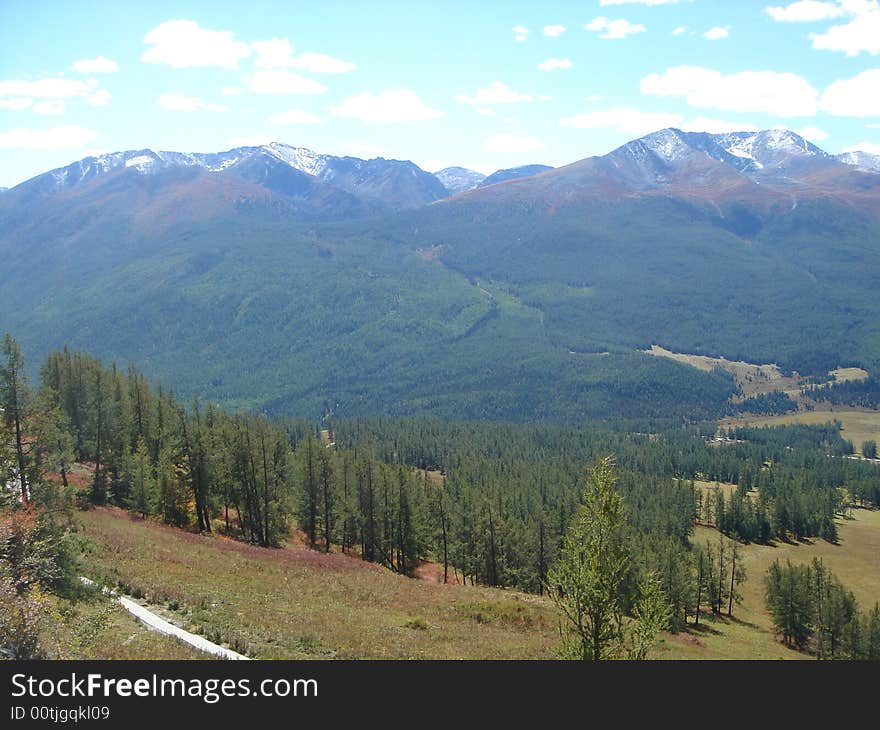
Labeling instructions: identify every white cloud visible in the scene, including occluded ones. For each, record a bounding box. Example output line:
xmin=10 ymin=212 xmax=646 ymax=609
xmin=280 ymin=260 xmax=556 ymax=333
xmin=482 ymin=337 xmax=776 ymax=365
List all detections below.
xmin=586 ymin=17 xmax=647 ymax=39
xmin=246 ymin=70 xmax=327 ymax=95
xmin=793 ymin=124 xmax=829 ymax=140
xmin=456 ymin=81 xmax=533 ymax=105
xmin=641 ymin=66 xmax=818 ymax=117
xmin=601 ymin=0 xmax=681 ymax=5
xmin=682 ymin=117 xmax=759 ymax=133
xmin=844 ymin=140 xmax=880 ymax=154
xmin=33 ymin=99 xmax=66 ymax=115
xmin=512 ymin=25 xmax=529 ymax=41
xmin=331 ymin=90 xmax=442 ymax=123
xmin=538 ymin=58 xmax=573 ymax=71
xmin=543 ymin=25 xmax=566 ymax=37
xmin=288 ymin=52 xmax=356 ymax=73
xmin=0 ymin=98 xmax=33 ymax=111
xmin=222 ymin=86 xmax=242 ymax=96
xmin=0 ymin=78 xmax=96 ymax=99
xmin=87 ymin=89 xmax=111 ymax=107
xmin=269 ymin=109 xmax=323 ymax=125
xmin=157 ymin=92 xmax=227 ymax=112
xmin=672 ymin=25 xmax=689 ymax=35
xmin=72 ymin=57 xmax=119 ymax=73
xmin=251 ymin=38 xmax=355 ymax=73
xmin=867 ymin=122 xmax=880 ymax=128
xmin=484 ymin=133 xmax=544 ymax=153
xmin=476 ymin=108 xmax=494 ymax=116
xmin=142 ymin=20 xmax=251 ymax=69
xmin=251 ymin=38 xmax=295 ymax=69
xmin=561 ymin=107 xmax=683 ymax=134
xmin=820 ymin=69 xmax=880 ymax=116
xmin=0 ymin=125 xmax=97 ymax=150
xmin=809 ymin=5 xmax=880 ymax=55
xmin=0 ymin=77 xmax=111 ymax=111
xmin=339 ymin=142 xmax=385 ymax=157
xmin=765 ymin=1 xmax=849 ymax=21
xmin=704 ymin=26 xmax=730 ymax=39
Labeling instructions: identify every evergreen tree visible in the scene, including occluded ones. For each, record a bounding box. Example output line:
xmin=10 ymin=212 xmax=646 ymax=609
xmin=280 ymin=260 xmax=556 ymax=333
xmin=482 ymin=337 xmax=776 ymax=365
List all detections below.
xmin=765 ymin=560 xmax=815 ymax=649
xmin=126 ymin=438 xmax=157 ymax=519
xmin=1 ymin=334 xmax=32 ymax=505
xmin=546 ymin=456 xmax=666 ymax=660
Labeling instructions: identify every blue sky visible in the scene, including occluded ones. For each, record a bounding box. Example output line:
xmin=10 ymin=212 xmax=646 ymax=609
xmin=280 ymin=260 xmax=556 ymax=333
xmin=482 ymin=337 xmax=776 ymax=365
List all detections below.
xmin=1 ymin=0 xmax=879 ymax=187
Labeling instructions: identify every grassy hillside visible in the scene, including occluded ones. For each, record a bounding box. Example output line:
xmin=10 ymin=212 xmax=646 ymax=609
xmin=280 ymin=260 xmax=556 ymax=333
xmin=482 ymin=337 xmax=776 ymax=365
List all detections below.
xmin=75 ymin=505 xmax=880 ymax=660
xmin=79 ymin=507 xmax=561 ymax=660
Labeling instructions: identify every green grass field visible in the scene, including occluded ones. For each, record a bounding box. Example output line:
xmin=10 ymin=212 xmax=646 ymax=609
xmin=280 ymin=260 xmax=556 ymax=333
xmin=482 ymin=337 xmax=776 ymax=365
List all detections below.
xmin=75 ymin=505 xmax=880 ymax=660
xmin=727 ymin=409 xmax=880 ymax=456
xmin=656 ymin=510 xmax=880 ymax=659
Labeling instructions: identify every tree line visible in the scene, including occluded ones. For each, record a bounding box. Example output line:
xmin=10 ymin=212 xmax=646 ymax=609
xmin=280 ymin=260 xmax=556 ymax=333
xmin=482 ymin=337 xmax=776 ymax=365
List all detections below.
xmin=765 ymin=558 xmax=880 ymax=659
xmin=6 ymin=336 xmax=880 ymax=654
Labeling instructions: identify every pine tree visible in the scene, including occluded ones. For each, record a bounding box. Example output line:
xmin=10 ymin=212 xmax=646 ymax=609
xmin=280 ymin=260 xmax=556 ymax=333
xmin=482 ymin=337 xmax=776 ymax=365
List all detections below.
xmin=126 ymin=438 xmax=157 ymax=519
xmin=1 ymin=334 xmax=32 ymax=505
xmin=765 ymin=560 xmax=815 ymax=649
xmin=546 ymin=456 xmax=666 ymax=660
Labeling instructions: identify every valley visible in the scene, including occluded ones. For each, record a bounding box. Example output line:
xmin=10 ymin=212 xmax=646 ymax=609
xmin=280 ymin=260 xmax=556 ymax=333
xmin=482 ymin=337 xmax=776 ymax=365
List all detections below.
xmin=3 ymin=126 xmax=880 ymax=665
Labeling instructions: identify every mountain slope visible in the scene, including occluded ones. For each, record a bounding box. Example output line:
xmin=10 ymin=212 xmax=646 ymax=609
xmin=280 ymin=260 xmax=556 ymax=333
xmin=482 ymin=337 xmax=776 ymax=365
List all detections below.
xmin=3 ymin=143 xmax=447 ymax=215
xmin=836 ymin=150 xmax=880 ymax=172
xmin=479 ymin=164 xmax=553 ymax=187
xmin=2 ymin=128 xmax=879 ymax=422
xmin=434 ymin=167 xmax=486 ymax=195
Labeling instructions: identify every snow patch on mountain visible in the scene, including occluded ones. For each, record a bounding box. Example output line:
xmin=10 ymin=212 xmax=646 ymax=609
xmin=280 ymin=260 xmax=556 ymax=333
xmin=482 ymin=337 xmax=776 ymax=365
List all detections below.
xmin=639 ymin=128 xmax=691 ymax=163
xmin=434 ymin=166 xmax=486 ymax=195
xmin=125 ymin=154 xmax=159 ymax=171
xmin=836 ymin=150 xmax=880 ymax=172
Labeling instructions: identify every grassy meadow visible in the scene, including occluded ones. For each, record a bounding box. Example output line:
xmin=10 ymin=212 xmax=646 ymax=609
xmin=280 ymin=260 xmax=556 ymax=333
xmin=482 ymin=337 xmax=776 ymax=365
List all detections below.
xmin=656 ymin=509 xmax=880 ymax=659
xmin=726 ymin=409 xmax=880 ymax=456
xmin=73 ymin=503 xmax=880 ymax=661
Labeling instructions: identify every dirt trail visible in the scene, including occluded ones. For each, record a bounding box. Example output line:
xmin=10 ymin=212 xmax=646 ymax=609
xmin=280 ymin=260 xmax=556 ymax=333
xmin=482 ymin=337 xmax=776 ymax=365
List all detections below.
xmin=80 ymin=577 xmax=249 ymax=660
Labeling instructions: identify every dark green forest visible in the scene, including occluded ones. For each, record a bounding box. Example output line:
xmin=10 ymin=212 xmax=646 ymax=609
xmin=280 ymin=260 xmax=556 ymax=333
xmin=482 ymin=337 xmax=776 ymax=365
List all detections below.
xmin=3 ymin=185 xmax=880 ymax=425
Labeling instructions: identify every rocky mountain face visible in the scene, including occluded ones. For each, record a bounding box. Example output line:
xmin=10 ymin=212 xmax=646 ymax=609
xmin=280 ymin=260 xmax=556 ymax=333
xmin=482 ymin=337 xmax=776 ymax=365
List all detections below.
xmin=434 ymin=167 xmax=486 ymax=195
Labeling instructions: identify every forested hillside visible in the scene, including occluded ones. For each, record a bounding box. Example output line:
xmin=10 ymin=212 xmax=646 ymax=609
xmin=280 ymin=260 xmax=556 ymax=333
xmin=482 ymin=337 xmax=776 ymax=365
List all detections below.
xmin=2 ymin=129 xmax=879 ymax=424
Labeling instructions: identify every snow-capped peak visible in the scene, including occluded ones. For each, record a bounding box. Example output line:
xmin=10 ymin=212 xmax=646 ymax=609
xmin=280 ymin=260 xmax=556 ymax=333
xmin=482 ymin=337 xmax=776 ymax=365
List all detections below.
xmin=260 ymin=143 xmax=327 ymax=177
xmin=124 ymin=153 xmax=160 ymax=172
xmin=836 ymin=150 xmax=880 ymax=172
xmin=712 ymin=129 xmax=825 ymax=169
xmin=638 ymin=128 xmax=691 ymax=162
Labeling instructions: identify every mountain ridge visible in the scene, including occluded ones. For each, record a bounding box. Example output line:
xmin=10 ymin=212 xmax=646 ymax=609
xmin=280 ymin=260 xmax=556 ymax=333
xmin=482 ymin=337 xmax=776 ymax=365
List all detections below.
xmin=2 ymin=126 xmax=880 ymax=423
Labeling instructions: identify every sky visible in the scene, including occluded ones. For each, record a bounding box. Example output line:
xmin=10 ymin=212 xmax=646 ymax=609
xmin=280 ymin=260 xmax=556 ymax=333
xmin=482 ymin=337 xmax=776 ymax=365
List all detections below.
xmin=1 ymin=0 xmax=879 ymax=187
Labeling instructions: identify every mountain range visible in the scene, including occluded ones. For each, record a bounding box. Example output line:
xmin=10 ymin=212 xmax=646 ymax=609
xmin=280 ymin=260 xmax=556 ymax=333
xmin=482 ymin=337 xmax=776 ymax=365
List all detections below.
xmin=2 ymin=128 xmax=879 ymax=423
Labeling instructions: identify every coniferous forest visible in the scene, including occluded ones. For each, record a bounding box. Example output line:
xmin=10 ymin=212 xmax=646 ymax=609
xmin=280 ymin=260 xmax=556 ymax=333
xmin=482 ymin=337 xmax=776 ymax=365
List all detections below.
xmin=4 ymin=333 xmax=880 ymax=660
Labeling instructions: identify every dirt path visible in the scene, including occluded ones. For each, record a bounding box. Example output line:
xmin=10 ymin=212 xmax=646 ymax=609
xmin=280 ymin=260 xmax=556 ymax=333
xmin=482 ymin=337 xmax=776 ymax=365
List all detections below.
xmin=81 ymin=577 xmax=249 ymax=660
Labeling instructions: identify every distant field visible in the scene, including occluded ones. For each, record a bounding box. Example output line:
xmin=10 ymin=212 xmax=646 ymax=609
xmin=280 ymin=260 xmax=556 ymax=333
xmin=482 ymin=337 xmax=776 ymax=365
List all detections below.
xmin=829 ymin=367 xmax=870 ymax=383
xmin=726 ymin=409 xmax=880 ymax=456
xmin=646 ymin=345 xmax=870 ymax=405
xmin=657 ymin=510 xmax=880 ymax=660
